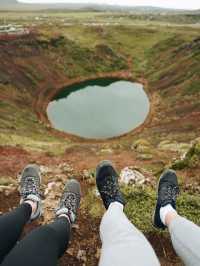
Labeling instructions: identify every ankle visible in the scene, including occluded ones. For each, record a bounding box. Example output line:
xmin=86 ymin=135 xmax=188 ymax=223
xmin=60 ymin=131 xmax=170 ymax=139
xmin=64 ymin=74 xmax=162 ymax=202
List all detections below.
xmin=165 ymin=211 xmax=179 ymax=227
xmin=160 ymin=204 xmax=177 ymax=226
xmin=109 ymin=201 xmax=124 ymax=210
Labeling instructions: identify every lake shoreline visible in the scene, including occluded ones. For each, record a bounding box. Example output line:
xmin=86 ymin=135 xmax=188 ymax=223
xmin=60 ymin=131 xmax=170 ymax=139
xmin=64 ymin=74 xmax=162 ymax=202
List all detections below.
xmin=33 ymin=70 xmax=155 ymax=143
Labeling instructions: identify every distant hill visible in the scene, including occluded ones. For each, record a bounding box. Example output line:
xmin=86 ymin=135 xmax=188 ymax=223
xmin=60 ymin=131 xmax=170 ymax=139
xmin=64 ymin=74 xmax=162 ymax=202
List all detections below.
xmin=1 ymin=0 xmax=18 ymax=4
xmin=0 ymin=0 xmax=197 ymax=13
xmin=191 ymin=9 xmax=200 ymax=14
xmin=0 ymin=0 xmax=18 ymax=6
xmin=2 ymin=1 xmax=101 ymax=11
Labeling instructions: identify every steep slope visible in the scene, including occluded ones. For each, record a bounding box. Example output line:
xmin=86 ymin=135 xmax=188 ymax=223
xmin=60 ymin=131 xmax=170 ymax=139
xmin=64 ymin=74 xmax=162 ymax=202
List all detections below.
xmin=0 ymin=32 xmax=128 ymax=150
xmin=143 ymin=36 xmax=200 ymax=142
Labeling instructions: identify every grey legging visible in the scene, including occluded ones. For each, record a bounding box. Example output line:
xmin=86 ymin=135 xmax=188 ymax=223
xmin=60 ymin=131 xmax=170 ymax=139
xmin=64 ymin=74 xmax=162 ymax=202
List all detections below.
xmin=169 ymin=216 xmax=200 ymax=266
xmin=99 ymin=202 xmax=200 ymax=266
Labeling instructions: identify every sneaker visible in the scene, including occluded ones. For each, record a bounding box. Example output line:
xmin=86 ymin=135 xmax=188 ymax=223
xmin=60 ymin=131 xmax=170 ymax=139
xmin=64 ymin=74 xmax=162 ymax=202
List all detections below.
xmin=96 ymin=160 xmax=125 ymax=209
xmin=20 ymin=164 xmax=42 ymax=221
xmin=153 ymin=169 xmax=180 ymax=230
xmin=55 ymin=179 xmax=81 ymax=223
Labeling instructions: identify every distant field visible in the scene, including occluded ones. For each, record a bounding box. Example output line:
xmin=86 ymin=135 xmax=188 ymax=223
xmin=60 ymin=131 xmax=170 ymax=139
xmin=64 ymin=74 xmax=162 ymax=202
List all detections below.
xmin=0 ymin=10 xmax=200 ymax=26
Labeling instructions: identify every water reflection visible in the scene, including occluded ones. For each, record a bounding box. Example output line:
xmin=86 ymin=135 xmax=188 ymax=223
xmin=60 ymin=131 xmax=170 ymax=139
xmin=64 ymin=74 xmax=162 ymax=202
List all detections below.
xmin=47 ymin=79 xmax=149 ymax=139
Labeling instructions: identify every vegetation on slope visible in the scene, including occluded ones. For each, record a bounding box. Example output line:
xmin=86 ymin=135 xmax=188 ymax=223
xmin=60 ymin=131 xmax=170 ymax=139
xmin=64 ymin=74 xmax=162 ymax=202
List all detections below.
xmin=0 ymin=32 xmax=127 ymax=150
xmin=172 ymin=139 xmax=200 ymax=170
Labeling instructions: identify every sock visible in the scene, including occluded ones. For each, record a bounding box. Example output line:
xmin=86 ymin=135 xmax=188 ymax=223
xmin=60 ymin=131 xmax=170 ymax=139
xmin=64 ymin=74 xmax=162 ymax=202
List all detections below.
xmin=109 ymin=201 xmax=124 ymax=211
xmin=160 ymin=204 xmax=177 ymax=225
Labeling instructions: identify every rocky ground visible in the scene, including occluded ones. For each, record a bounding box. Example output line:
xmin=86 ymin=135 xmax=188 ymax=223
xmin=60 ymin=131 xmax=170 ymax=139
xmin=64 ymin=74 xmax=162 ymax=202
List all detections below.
xmin=1 ymin=138 xmax=200 ymax=265
xmin=0 ymin=159 xmax=178 ymax=266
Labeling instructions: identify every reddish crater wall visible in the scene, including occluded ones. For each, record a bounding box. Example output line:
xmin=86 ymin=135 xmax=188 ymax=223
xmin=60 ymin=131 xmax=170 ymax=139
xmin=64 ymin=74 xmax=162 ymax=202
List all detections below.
xmin=33 ymin=70 xmax=155 ymax=142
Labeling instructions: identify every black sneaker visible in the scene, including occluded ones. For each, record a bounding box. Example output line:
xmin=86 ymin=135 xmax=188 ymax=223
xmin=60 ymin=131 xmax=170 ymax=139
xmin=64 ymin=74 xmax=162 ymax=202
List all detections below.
xmin=55 ymin=179 xmax=81 ymax=223
xmin=153 ymin=169 xmax=180 ymax=230
xmin=96 ymin=160 xmax=125 ymax=209
xmin=20 ymin=164 xmax=42 ymax=221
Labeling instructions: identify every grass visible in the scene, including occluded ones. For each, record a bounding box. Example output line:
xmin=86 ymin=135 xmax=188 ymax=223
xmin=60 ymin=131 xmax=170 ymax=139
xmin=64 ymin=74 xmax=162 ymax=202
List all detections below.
xmin=123 ymin=185 xmax=200 ymax=232
xmin=183 ymin=80 xmax=200 ymax=95
xmin=37 ymin=33 xmax=127 ymax=78
xmin=82 ymin=183 xmax=200 ymax=233
xmin=0 ymin=11 xmax=199 ymax=163
xmin=172 ymin=140 xmax=200 ymax=170
xmin=0 ymin=99 xmax=71 ymax=153
xmin=58 ymin=24 xmax=173 ymax=76
xmin=0 ymin=132 xmax=71 ymax=154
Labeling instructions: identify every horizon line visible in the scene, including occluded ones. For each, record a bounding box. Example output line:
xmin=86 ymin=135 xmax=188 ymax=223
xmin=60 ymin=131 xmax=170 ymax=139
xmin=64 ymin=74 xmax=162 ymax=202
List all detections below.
xmin=17 ymin=1 xmax=199 ymax=11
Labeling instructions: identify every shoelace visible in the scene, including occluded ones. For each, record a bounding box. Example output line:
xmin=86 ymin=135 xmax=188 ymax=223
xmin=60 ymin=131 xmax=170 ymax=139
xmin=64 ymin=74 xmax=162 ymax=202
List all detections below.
xmin=21 ymin=177 xmax=39 ymax=197
xmin=60 ymin=192 xmax=77 ymax=213
xmin=100 ymin=176 xmax=119 ymax=197
xmin=161 ymin=184 xmax=179 ymax=203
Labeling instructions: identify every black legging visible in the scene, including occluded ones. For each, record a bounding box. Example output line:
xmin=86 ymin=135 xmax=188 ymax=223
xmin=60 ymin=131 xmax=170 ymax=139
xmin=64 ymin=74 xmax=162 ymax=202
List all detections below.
xmin=0 ymin=203 xmax=71 ymax=266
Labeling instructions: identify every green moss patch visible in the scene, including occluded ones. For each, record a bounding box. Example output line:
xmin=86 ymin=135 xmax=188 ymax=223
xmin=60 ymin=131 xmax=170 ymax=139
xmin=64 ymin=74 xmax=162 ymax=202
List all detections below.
xmin=122 ymin=185 xmax=200 ymax=232
xmin=172 ymin=140 xmax=200 ymax=170
xmin=184 ymin=80 xmax=200 ymax=95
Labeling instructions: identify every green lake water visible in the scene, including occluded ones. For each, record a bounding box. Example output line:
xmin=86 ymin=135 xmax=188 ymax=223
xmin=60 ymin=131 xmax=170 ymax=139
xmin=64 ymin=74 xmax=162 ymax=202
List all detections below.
xmin=47 ymin=79 xmax=150 ymax=139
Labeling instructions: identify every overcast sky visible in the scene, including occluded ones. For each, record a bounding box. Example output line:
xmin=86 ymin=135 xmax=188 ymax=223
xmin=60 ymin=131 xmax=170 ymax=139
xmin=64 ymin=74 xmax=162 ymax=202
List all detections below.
xmin=19 ymin=0 xmax=200 ymax=10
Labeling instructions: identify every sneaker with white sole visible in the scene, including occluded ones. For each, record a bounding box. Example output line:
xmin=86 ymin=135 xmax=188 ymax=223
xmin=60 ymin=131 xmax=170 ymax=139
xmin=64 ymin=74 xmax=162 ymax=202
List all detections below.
xmin=153 ymin=169 xmax=180 ymax=230
xmin=55 ymin=179 xmax=81 ymax=224
xmin=96 ymin=160 xmax=125 ymax=209
xmin=20 ymin=164 xmax=42 ymax=222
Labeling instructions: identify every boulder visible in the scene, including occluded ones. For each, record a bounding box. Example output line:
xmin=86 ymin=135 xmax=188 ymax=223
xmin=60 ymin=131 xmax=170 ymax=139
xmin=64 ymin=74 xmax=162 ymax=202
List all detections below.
xmin=119 ymin=167 xmax=148 ymax=185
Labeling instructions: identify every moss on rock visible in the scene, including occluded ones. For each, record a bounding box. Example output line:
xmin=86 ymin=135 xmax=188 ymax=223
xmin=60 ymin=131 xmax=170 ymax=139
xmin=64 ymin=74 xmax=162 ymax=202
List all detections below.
xmin=172 ymin=140 xmax=200 ymax=170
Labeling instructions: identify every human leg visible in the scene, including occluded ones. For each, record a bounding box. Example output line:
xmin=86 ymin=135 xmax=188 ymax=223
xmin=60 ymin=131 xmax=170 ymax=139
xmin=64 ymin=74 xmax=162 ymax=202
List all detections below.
xmin=153 ymin=169 xmax=200 ymax=266
xmin=1 ymin=217 xmax=71 ymax=266
xmin=168 ymin=215 xmax=200 ymax=266
xmin=99 ymin=202 xmax=160 ymax=266
xmin=0 ymin=203 xmax=32 ymax=263
xmin=2 ymin=179 xmax=81 ymax=266
xmin=0 ymin=164 xmax=42 ymax=263
xmin=96 ymin=161 xmax=160 ymax=266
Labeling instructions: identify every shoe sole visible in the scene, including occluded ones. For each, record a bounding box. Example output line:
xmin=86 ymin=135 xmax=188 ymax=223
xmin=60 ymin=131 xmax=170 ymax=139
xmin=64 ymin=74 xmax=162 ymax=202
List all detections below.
xmin=152 ymin=174 xmax=165 ymax=230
